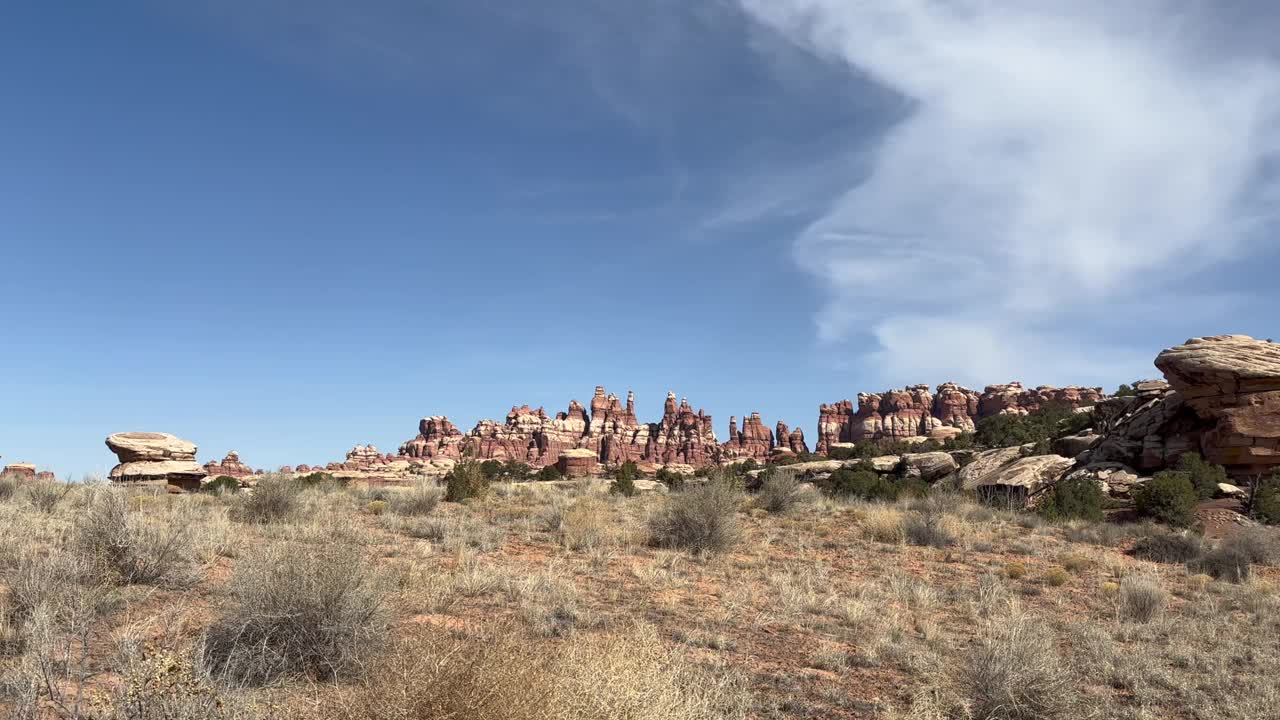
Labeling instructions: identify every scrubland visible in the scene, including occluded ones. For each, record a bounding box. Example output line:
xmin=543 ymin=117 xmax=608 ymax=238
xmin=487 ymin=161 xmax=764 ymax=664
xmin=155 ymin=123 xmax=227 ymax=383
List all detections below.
xmin=0 ymin=472 xmax=1277 ymax=719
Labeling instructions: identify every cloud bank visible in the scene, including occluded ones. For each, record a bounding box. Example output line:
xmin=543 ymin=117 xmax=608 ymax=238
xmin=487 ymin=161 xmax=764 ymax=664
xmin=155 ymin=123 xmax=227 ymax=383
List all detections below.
xmin=737 ymin=0 xmax=1280 ymax=386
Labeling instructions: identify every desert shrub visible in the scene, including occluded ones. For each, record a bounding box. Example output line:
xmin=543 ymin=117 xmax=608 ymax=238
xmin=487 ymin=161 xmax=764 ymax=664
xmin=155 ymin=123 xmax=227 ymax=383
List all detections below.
xmin=229 ymin=476 xmax=299 ymax=524
xmin=334 ymin=622 xmax=748 ymax=720
xmin=975 ymin=402 xmax=1092 ymax=450
xmin=501 ymin=460 xmax=533 ymax=482
xmin=24 ymin=480 xmax=70 ymax=513
xmin=366 ymin=500 xmax=387 ymax=515
xmin=479 ymin=459 xmax=505 ymax=481
xmin=1191 ymin=545 xmax=1251 ymax=583
xmin=1005 ymin=562 xmax=1027 ymax=580
xmin=655 ymin=467 xmax=686 ymax=491
xmin=755 ymin=470 xmax=806 ymax=515
xmin=1173 ymin=453 xmax=1227 ymax=500
xmin=1043 ymin=568 xmax=1070 ymax=587
xmin=959 ymin=612 xmax=1077 ymax=720
xmin=859 ymin=506 xmax=906 ymax=544
xmin=556 ymin=497 xmax=613 ymax=551
xmin=535 ymin=465 xmax=563 ymax=482
xmin=390 ymin=483 xmax=443 ymax=516
xmin=1251 ymin=471 xmax=1280 ymax=525
xmin=72 ymin=489 xmax=198 ymax=587
xmin=823 ymin=465 xmax=897 ymax=501
xmin=648 ymin=481 xmax=741 ymax=555
xmin=1131 ymin=527 xmax=1204 ymax=564
xmin=1119 ymin=575 xmax=1167 ymax=622
xmin=294 ymin=471 xmax=344 ymax=491
xmin=0 ymin=475 xmax=18 ymax=502
xmin=201 ymin=476 xmax=241 ymax=495
xmin=1220 ymin=527 xmax=1279 ymax=566
xmin=1036 ymin=476 xmax=1104 ymax=522
xmin=609 ymin=461 xmax=640 ymax=497
xmin=903 ymin=512 xmax=956 ymax=548
xmin=445 ymin=461 xmax=490 ymax=502
xmin=1134 ymin=472 xmax=1197 ymax=527
xmin=202 ymin=541 xmax=387 ymax=685
xmin=95 ymin=644 xmax=248 ymax=720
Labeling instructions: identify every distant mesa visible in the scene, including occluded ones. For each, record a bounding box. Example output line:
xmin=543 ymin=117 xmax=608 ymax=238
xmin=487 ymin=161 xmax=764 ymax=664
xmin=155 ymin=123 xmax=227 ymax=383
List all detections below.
xmin=1 ymin=462 xmax=37 ymax=480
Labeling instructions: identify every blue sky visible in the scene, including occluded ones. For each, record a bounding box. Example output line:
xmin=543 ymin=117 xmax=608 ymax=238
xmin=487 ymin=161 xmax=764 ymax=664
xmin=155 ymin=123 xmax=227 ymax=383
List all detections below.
xmin=4 ymin=1 xmax=1279 ymax=478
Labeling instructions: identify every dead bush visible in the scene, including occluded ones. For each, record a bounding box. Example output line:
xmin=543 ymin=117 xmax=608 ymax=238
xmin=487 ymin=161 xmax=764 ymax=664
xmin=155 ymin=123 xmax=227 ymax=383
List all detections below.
xmin=903 ymin=512 xmax=956 ymax=548
xmin=648 ymin=482 xmax=741 ymax=555
xmin=228 ymin=476 xmax=299 ymax=524
xmin=335 ymin=622 xmax=748 ymax=720
xmin=202 ymin=541 xmax=388 ymax=685
xmin=72 ymin=489 xmax=199 ymax=588
xmin=23 ymin=480 xmax=70 ymax=514
xmin=389 ymin=483 xmax=443 ymax=517
xmin=959 ymin=611 xmax=1079 ymax=720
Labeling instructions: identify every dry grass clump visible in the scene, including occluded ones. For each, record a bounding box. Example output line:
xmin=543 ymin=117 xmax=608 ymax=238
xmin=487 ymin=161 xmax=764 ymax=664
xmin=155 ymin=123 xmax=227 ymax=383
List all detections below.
xmin=1220 ymin=527 xmax=1280 ymax=566
xmin=902 ymin=511 xmax=957 ymax=549
xmin=958 ymin=610 xmax=1079 ymax=720
xmin=22 ymin=479 xmax=71 ymax=514
xmin=229 ymin=475 xmax=299 ymax=524
xmin=553 ymin=496 xmax=615 ymax=551
xmin=1119 ymin=575 xmax=1167 ymax=623
xmin=202 ymin=541 xmax=388 ymax=685
xmin=388 ymin=483 xmax=443 ymax=517
xmin=1191 ymin=545 xmax=1251 ymax=583
xmin=648 ymin=482 xmax=741 ymax=556
xmin=335 ymin=622 xmax=748 ymax=720
xmin=860 ymin=505 xmax=907 ymax=544
xmin=755 ymin=471 xmax=809 ymax=515
xmin=0 ymin=474 xmax=19 ymax=502
xmin=72 ymin=488 xmax=200 ymax=588
xmin=1131 ymin=527 xmax=1203 ymax=564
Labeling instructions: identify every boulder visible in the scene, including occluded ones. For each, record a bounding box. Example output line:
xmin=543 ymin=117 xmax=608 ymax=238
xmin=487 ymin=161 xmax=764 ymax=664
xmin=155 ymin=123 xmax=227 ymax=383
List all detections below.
xmin=961 ymin=453 xmax=1074 ymax=504
xmin=1052 ymin=432 xmax=1099 ymax=458
xmin=1063 ymin=462 xmax=1140 ymax=499
xmin=106 ymin=432 xmax=206 ymax=491
xmin=557 ymin=449 xmax=598 ymax=478
xmin=774 ymin=460 xmax=844 ymax=480
xmin=956 ymin=446 xmax=1023 ymax=489
xmin=1217 ymin=482 xmax=1247 ymax=499
xmin=900 ymin=452 xmax=959 ymax=483
xmin=870 ymin=455 xmax=902 ymax=473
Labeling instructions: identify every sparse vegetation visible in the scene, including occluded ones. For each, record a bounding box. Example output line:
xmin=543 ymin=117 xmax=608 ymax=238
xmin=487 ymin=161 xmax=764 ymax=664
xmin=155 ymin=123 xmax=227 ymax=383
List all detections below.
xmin=609 ymin=460 xmax=640 ymax=497
xmin=1131 ymin=527 xmax=1204 ymax=563
xmin=445 ymin=460 xmax=490 ymax=502
xmin=1191 ymin=545 xmax=1251 ymax=583
xmin=72 ymin=488 xmax=198 ymax=587
xmin=1134 ymin=471 xmax=1198 ymax=527
xmin=389 ymin=482 xmax=443 ymax=516
xmin=648 ymin=481 xmax=741 ymax=555
xmin=535 ymin=464 xmax=563 ymax=482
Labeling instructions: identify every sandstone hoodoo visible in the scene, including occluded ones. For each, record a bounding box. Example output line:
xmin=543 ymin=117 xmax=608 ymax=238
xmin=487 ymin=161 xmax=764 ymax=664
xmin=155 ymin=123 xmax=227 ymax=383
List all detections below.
xmin=203 ymin=450 xmax=255 ymax=478
xmin=105 ymin=431 xmax=206 ymax=491
xmin=556 ymin=448 xmax=598 ymax=478
xmin=817 ymin=382 xmax=1106 ymax=452
xmin=722 ymin=413 xmax=774 ymax=462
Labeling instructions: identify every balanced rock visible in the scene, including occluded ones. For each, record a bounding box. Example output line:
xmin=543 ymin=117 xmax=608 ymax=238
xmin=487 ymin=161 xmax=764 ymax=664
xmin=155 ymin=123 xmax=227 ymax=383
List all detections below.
xmin=105 ymin=432 xmax=206 ymax=491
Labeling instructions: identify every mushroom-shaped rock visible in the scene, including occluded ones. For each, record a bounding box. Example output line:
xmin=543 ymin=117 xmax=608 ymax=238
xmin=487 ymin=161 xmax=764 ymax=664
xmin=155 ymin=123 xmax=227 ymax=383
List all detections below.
xmin=105 ymin=432 xmax=206 ymax=491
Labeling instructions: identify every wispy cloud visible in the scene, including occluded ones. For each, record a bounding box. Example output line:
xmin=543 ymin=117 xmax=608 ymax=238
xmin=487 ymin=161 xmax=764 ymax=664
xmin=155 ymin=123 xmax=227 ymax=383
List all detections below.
xmin=736 ymin=0 xmax=1280 ymax=386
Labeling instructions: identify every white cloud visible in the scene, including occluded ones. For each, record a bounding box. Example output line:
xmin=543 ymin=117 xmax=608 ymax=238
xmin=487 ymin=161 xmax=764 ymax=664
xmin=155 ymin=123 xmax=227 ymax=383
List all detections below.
xmin=737 ymin=0 xmax=1280 ymax=386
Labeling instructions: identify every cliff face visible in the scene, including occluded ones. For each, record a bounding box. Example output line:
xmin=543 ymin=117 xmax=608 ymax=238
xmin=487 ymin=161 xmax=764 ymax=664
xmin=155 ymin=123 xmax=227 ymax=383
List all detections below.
xmin=816 ymin=382 xmax=1107 ymax=452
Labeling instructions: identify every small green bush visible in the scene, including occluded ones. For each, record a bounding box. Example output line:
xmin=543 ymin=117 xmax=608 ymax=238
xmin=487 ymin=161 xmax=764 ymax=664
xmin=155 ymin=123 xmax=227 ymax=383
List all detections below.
xmin=445 ymin=461 xmax=489 ymax=502
xmin=295 ymin=471 xmax=345 ymax=491
xmin=655 ymin=467 xmax=685 ymax=491
xmin=1131 ymin=528 xmax=1204 ymax=563
xmin=1134 ymin=472 xmax=1198 ymax=527
xmin=202 ymin=475 xmax=242 ymax=495
xmin=535 ymin=465 xmax=562 ymax=482
xmin=823 ymin=465 xmax=897 ymax=501
xmin=609 ymin=461 xmax=639 ymax=497
xmin=479 ymin=459 xmax=505 ymax=481
xmin=500 ymin=460 xmax=533 ymax=482
xmin=1037 ymin=476 xmax=1104 ymax=522
xmin=1251 ymin=472 xmax=1280 ymax=525
xmin=1173 ymin=453 xmax=1227 ymax=500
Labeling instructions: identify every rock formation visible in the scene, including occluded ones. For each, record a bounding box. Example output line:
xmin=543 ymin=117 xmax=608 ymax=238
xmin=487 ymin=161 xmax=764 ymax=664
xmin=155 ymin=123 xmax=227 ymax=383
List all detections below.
xmin=1086 ymin=336 xmax=1280 ymax=477
xmin=105 ymin=432 xmax=206 ymax=491
xmin=775 ymin=421 xmax=810 ymax=455
xmin=817 ymin=382 xmax=1105 ymax=451
xmin=203 ymin=450 xmax=254 ymax=478
xmin=1 ymin=462 xmax=36 ymax=480
xmin=557 ymin=449 xmax=598 ymax=478
xmin=722 ymin=413 xmax=774 ymax=462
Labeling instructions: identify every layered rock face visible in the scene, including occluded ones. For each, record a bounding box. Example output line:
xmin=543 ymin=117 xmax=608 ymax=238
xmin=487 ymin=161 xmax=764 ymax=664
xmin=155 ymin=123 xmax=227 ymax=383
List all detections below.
xmin=817 ymin=382 xmax=1105 ymax=451
xmin=557 ymin=449 xmax=598 ymax=478
xmin=203 ymin=451 xmax=254 ymax=478
xmin=2 ymin=463 xmax=36 ymax=480
xmin=1087 ymin=335 xmax=1280 ymax=477
xmin=397 ymin=387 xmax=722 ymax=469
xmin=775 ymin=422 xmax=810 ymax=455
xmin=106 ymin=432 xmax=206 ymax=491
xmin=722 ymin=413 xmax=774 ymax=462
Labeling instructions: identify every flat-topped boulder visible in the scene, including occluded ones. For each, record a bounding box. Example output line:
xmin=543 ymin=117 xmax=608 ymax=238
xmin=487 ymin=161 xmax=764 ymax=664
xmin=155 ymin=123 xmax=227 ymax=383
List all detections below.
xmin=106 ymin=432 xmax=206 ymax=491
xmin=2 ymin=462 xmax=36 ymax=480
xmin=557 ymin=448 xmax=598 ymax=478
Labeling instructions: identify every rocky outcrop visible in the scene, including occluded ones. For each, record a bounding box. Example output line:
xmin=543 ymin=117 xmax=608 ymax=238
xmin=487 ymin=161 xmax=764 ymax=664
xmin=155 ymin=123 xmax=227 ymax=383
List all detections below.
xmin=722 ymin=413 xmax=774 ymax=462
xmin=557 ymin=449 xmax=598 ymax=478
xmin=2 ymin=463 xmax=36 ymax=480
xmin=1154 ymin=335 xmax=1280 ymax=475
xmin=106 ymin=432 xmax=206 ymax=491
xmin=776 ymin=422 xmax=810 ymax=455
xmin=900 ymin=452 xmax=959 ymax=483
xmin=958 ymin=448 xmax=1073 ymax=500
xmin=817 ymin=382 xmax=1104 ymax=451
xmin=203 ymin=451 xmax=254 ymax=478
xmin=399 ymin=417 xmax=465 ymax=459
